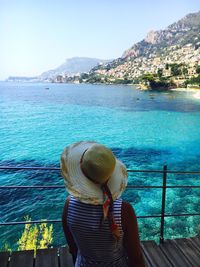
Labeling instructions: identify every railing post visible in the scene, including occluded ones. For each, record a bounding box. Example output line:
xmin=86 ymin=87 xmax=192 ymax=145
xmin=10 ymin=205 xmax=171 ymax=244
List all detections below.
xmin=160 ymin=165 xmax=167 ymax=244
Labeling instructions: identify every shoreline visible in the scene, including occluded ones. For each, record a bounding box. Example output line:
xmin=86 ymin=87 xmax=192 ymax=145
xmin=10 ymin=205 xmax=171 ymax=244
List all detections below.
xmin=171 ymin=87 xmax=200 ymax=99
xmin=171 ymin=87 xmax=200 ymax=91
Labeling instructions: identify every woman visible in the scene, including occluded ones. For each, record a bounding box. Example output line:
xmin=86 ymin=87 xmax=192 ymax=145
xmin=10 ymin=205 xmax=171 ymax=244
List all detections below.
xmin=61 ymin=141 xmax=146 ymax=267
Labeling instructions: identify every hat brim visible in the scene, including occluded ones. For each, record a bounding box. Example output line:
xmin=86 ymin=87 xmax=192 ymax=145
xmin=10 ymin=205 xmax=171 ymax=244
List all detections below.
xmin=61 ymin=141 xmax=128 ymax=204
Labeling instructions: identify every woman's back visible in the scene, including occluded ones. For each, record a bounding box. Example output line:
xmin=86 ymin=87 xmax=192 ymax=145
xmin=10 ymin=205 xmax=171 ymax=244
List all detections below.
xmin=66 ymin=196 xmax=128 ymax=266
xmin=61 ymin=141 xmax=145 ymax=267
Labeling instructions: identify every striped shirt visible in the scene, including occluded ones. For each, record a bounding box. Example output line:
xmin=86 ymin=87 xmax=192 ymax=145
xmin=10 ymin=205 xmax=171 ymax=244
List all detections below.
xmin=67 ymin=195 xmax=128 ymax=267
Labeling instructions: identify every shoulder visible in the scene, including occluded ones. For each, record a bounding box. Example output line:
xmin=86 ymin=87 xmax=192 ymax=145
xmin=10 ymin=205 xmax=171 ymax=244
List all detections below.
xmin=62 ymin=196 xmax=71 ymax=220
xmin=121 ymin=201 xmax=137 ymax=230
xmin=122 ymin=201 xmax=136 ymax=215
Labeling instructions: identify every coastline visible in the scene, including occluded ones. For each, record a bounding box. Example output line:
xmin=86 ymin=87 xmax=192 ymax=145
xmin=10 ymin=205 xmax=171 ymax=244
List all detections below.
xmin=171 ymin=87 xmax=200 ymax=91
xmin=133 ymin=83 xmax=200 ymax=99
xmin=171 ymin=87 xmax=200 ymax=99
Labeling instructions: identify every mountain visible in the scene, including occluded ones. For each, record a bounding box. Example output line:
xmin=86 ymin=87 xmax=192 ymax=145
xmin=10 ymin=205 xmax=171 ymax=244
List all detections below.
xmin=122 ymin=11 xmax=200 ymax=59
xmin=40 ymin=57 xmax=111 ymax=80
xmin=86 ymin=11 xmax=200 ymax=87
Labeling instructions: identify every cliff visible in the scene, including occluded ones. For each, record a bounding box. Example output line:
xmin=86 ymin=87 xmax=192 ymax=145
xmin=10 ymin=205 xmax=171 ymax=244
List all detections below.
xmin=122 ymin=11 xmax=200 ymax=59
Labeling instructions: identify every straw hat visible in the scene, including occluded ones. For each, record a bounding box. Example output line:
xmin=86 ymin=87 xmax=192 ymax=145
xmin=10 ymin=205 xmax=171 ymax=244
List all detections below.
xmin=60 ymin=141 xmax=128 ymax=204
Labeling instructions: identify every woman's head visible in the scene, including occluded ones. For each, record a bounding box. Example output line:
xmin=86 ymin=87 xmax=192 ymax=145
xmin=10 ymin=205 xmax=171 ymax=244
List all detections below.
xmin=60 ymin=141 xmax=128 ymax=204
xmin=80 ymin=144 xmax=116 ymax=184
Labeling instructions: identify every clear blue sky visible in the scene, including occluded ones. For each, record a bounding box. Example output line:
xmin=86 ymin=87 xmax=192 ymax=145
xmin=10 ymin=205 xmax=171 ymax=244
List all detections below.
xmin=0 ymin=0 xmax=199 ymax=80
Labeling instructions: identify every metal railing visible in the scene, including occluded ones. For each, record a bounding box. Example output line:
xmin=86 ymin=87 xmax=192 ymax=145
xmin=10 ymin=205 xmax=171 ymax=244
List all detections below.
xmin=0 ymin=165 xmax=200 ymax=244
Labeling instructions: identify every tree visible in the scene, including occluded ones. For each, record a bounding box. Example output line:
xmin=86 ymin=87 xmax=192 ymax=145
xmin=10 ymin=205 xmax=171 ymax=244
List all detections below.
xmin=157 ymin=68 xmax=163 ymax=78
xmin=141 ymin=73 xmax=155 ymax=82
xmin=17 ymin=216 xmax=53 ymax=252
xmin=80 ymin=73 xmax=89 ymax=79
xmin=185 ymin=74 xmax=200 ymax=86
xmin=182 ymin=67 xmax=188 ymax=76
xmin=170 ymin=64 xmax=181 ymax=76
xmin=196 ymin=65 xmax=200 ymax=74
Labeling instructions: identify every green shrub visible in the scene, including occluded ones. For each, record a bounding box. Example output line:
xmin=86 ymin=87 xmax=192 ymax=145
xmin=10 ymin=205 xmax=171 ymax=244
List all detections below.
xmin=17 ymin=216 xmax=53 ymax=252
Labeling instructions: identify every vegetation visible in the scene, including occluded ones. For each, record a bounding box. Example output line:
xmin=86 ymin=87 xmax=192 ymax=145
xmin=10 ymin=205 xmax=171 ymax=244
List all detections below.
xmin=138 ymin=72 xmax=176 ymax=89
xmin=196 ymin=65 xmax=200 ymax=74
xmin=112 ymin=77 xmax=133 ymax=84
xmin=0 ymin=216 xmax=53 ymax=253
xmin=81 ymin=61 xmax=200 ymax=89
xmin=168 ymin=63 xmax=182 ymax=76
xmin=140 ymin=73 xmax=155 ymax=83
xmin=17 ymin=216 xmax=53 ymax=252
xmin=85 ymin=74 xmax=103 ymax=83
xmin=149 ymin=80 xmax=174 ymax=89
xmin=185 ymin=74 xmax=200 ymax=86
xmin=1 ymin=243 xmax=12 ymax=252
xmin=157 ymin=68 xmax=163 ymax=78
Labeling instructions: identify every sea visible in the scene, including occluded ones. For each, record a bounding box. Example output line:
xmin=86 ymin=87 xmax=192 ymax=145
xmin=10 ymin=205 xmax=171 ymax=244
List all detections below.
xmin=0 ymin=81 xmax=200 ymax=249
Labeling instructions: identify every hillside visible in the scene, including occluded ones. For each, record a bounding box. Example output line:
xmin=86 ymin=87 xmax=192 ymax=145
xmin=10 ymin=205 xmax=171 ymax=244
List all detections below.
xmin=85 ymin=11 xmax=200 ymax=88
xmin=122 ymin=11 xmax=200 ymax=59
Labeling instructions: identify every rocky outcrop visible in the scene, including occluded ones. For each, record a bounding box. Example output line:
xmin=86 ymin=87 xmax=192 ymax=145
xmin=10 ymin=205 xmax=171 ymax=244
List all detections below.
xmin=144 ymin=30 xmax=160 ymax=44
xmin=122 ymin=11 xmax=200 ymax=59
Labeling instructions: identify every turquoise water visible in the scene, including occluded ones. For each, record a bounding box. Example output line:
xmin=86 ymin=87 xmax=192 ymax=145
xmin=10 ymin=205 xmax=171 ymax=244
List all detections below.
xmin=0 ymin=82 xmax=200 ymax=249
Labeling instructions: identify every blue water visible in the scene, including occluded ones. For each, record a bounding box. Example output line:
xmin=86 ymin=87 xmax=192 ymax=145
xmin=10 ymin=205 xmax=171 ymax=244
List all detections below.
xmin=0 ymin=82 xmax=200 ymax=249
